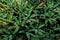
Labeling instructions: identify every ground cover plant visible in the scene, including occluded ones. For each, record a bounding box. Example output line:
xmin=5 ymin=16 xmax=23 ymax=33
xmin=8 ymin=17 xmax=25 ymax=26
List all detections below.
xmin=0 ymin=0 xmax=60 ymax=40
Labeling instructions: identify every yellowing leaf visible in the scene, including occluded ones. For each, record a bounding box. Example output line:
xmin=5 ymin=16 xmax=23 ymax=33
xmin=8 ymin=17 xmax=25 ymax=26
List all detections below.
xmin=3 ymin=4 xmax=7 ymax=6
xmin=0 ymin=8 xmax=5 ymax=11
xmin=0 ymin=20 xmax=6 ymax=25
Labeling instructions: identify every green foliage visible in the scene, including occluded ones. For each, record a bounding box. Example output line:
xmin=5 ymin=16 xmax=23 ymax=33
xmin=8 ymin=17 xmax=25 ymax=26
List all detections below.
xmin=0 ymin=0 xmax=60 ymax=40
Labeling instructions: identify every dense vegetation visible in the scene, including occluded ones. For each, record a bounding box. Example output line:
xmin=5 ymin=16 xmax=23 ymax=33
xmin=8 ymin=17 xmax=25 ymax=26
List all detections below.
xmin=0 ymin=0 xmax=60 ymax=40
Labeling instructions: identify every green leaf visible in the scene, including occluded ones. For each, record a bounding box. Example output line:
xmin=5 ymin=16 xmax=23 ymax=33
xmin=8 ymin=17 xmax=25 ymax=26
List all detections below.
xmin=9 ymin=35 xmax=12 ymax=40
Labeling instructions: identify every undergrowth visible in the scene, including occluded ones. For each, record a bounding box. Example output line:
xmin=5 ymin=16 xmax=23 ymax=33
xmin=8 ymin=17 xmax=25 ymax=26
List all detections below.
xmin=0 ymin=0 xmax=60 ymax=40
